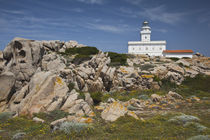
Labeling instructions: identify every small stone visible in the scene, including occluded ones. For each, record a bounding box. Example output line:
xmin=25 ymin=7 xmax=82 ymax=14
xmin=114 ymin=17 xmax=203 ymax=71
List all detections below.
xmin=107 ymin=97 xmax=116 ymax=103
xmin=151 ymin=94 xmax=162 ymax=102
xmin=168 ymin=91 xmax=183 ymax=99
xmin=12 ymin=132 xmax=26 ymax=140
xmin=33 ymin=117 xmax=45 ymax=123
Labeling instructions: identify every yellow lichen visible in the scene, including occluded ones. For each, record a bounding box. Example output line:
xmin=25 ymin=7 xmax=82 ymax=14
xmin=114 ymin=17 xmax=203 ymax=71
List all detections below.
xmin=55 ymin=77 xmax=63 ymax=86
xmin=84 ymin=118 xmax=93 ymax=123
xmin=88 ymin=112 xmax=96 ymax=117
xmin=36 ymin=85 xmax=40 ymax=92
xmin=141 ymin=75 xmax=154 ymax=79
xmin=120 ymin=68 xmax=128 ymax=74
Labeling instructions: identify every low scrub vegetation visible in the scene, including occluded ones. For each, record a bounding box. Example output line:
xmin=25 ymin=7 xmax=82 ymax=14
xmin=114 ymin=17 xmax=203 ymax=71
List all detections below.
xmin=176 ymin=74 xmax=210 ymax=98
xmin=33 ymin=110 xmax=69 ymax=123
xmin=65 ymin=46 xmax=99 ymax=56
xmin=59 ymin=122 xmax=93 ymax=136
xmin=107 ymin=52 xmax=128 ymax=66
xmin=72 ymin=54 xmax=91 ymax=65
xmin=169 ymin=57 xmax=180 ymax=61
xmin=59 ymin=46 xmax=99 ymax=65
xmin=90 ymin=92 xmax=103 ymax=105
xmin=139 ymin=64 xmax=155 ymax=71
xmin=0 ymin=101 xmax=210 ymax=139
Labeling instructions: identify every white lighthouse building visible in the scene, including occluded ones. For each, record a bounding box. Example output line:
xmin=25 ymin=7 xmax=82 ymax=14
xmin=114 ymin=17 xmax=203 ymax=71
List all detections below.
xmin=128 ymin=21 xmax=166 ymax=56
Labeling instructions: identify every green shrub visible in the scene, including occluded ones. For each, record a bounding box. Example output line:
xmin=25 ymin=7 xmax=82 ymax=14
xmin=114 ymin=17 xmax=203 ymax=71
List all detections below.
xmin=178 ymin=62 xmax=184 ymax=67
xmin=188 ymin=135 xmax=210 ymax=140
xmin=34 ymin=110 xmax=69 ymax=122
xmin=184 ymin=122 xmax=207 ymax=132
xmin=169 ymin=57 xmax=179 ymax=61
xmin=65 ymin=46 xmax=99 ymax=55
xmin=107 ymin=52 xmax=128 ymax=66
xmin=139 ymin=64 xmax=155 ymax=71
xmin=78 ymin=92 xmax=85 ymax=100
xmin=73 ymin=54 xmax=91 ymax=65
xmin=90 ymin=92 xmax=103 ymax=105
xmin=153 ymin=75 xmax=161 ymax=82
xmin=0 ymin=112 xmax=14 ymax=122
xmin=68 ymin=82 xmax=75 ymax=92
xmin=138 ymin=94 xmax=149 ymax=100
xmin=59 ymin=122 xmax=92 ymax=135
xmin=127 ymin=105 xmax=138 ymax=111
xmin=168 ymin=114 xmax=200 ymax=124
xmin=181 ymin=74 xmax=210 ymax=93
xmin=176 ymin=74 xmax=210 ymax=98
xmin=160 ymin=78 xmax=177 ymax=91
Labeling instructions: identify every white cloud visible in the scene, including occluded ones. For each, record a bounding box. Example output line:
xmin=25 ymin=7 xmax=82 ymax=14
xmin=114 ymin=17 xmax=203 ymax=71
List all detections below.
xmin=153 ymin=28 xmax=168 ymax=33
xmin=125 ymin=0 xmax=143 ymax=5
xmin=76 ymin=0 xmax=104 ymax=4
xmin=86 ymin=23 xmax=123 ymax=33
xmin=71 ymin=8 xmax=84 ymax=13
xmin=1 ymin=9 xmax=24 ymax=15
xmin=140 ymin=5 xmax=187 ymax=24
xmin=86 ymin=23 xmax=136 ymax=33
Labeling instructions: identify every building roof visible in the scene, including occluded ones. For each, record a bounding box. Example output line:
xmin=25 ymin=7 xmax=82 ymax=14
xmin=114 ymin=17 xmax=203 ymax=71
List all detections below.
xmin=163 ymin=50 xmax=193 ymax=53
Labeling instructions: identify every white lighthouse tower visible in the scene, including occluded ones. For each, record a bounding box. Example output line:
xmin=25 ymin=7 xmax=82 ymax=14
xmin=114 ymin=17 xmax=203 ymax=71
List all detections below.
xmin=141 ymin=21 xmax=151 ymax=42
xmin=128 ymin=21 xmax=166 ymax=56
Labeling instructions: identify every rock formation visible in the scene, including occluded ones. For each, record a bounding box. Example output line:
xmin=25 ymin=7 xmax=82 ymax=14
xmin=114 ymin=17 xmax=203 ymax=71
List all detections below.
xmin=0 ymin=37 xmax=209 ymax=122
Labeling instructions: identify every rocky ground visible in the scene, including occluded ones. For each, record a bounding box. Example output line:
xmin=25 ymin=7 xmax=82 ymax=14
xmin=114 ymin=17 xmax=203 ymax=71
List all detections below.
xmin=0 ymin=37 xmax=210 ymax=139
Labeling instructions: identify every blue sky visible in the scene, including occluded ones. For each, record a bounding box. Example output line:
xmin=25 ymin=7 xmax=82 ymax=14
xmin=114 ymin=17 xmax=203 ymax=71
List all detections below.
xmin=0 ymin=0 xmax=210 ymax=56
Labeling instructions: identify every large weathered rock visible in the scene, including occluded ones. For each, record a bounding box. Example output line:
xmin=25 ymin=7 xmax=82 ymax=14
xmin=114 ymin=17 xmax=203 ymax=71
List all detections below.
xmin=41 ymin=53 xmax=66 ymax=73
xmin=165 ymin=71 xmax=184 ymax=85
xmin=0 ymin=72 xmax=16 ymax=102
xmin=167 ymin=64 xmax=185 ymax=75
xmin=151 ymin=66 xmax=168 ymax=79
xmin=61 ymin=89 xmax=79 ymax=111
xmin=176 ymin=59 xmax=190 ymax=67
xmin=3 ymin=38 xmax=45 ymax=89
xmin=42 ymin=40 xmax=64 ymax=52
xmin=7 ymin=71 xmax=68 ymax=116
xmin=101 ymin=101 xmax=128 ymax=122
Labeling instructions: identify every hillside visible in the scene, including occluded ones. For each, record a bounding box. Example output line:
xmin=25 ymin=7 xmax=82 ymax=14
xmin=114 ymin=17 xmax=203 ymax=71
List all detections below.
xmin=0 ymin=38 xmax=210 ymax=139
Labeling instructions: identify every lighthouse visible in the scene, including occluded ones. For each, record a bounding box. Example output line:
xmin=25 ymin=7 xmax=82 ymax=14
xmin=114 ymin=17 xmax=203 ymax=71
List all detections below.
xmin=128 ymin=21 xmax=166 ymax=56
xmin=140 ymin=21 xmax=151 ymax=42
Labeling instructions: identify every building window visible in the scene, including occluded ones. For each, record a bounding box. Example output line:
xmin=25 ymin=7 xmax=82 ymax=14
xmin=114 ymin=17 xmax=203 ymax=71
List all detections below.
xmin=159 ymin=47 xmax=162 ymax=50
xmin=139 ymin=47 xmax=141 ymax=50
xmin=145 ymin=36 xmax=147 ymax=39
xmin=152 ymin=47 xmax=154 ymax=50
xmin=133 ymin=47 xmax=135 ymax=50
xmin=146 ymin=47 xmax=148 ymax=50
